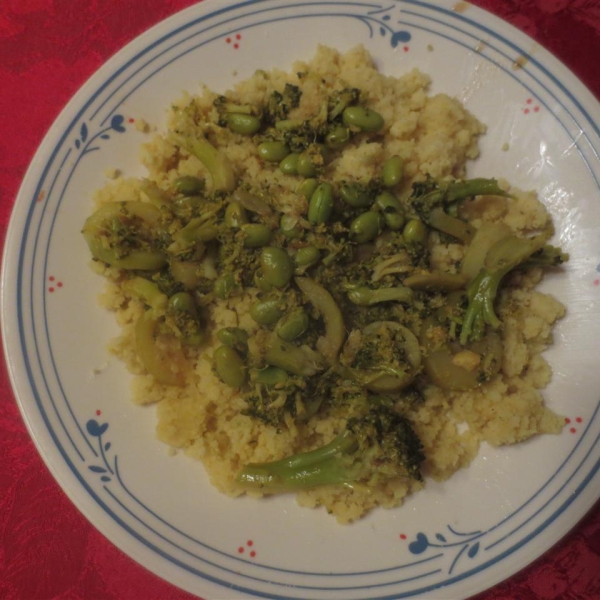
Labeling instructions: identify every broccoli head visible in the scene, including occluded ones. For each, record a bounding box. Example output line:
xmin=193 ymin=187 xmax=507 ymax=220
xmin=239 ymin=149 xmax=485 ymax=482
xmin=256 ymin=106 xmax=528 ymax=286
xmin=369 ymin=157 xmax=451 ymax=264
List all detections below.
xmin=264 ymin=83 xmax=302 ymax=124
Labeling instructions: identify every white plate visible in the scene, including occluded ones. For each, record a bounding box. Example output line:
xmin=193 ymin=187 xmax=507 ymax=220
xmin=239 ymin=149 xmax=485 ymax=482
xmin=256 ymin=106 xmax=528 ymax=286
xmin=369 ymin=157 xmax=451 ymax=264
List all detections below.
xmin=3 ymin=1 xmax=600 ymax=598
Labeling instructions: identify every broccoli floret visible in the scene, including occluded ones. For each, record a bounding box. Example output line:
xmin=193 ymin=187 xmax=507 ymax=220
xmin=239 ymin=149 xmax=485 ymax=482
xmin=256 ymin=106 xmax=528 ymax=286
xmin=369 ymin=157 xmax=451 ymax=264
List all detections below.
xmin=327 ymin=87 xmax=360 ymax=121
xmin=241 ymin=383 xmax=298 ymax=428
xmin=460 ymin=234 xmax=567 ymax=344
xmin=236 ymin=406 xmax=424 ymax=491
xmin=264 ymin=83 xmax=302 ymax=124
xmin=213 ymin=95 xmax=258 ymax=128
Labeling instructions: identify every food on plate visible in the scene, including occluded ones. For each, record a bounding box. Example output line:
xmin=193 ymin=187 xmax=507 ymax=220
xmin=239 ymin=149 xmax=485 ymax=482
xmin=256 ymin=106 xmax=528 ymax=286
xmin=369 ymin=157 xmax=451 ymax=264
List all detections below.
xmin=83 ymin=45 xmax=568 ymax=523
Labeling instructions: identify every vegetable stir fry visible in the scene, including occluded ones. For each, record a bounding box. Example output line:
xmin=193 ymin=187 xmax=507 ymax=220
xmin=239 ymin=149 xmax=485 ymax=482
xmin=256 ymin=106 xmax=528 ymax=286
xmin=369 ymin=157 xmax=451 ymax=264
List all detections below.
xmin=83 ymin=79 xmax=568 ymax=493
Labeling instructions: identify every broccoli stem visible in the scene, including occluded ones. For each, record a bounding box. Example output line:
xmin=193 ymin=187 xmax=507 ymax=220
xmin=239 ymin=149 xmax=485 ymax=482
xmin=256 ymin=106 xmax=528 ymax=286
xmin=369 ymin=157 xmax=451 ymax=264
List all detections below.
xmin=460 ymin=233 xmax=557 ymax=344
xmin=237 ymin=430 xmax=359 ymax=491
xmin=172 ymin=133 xmax=236 ymax=192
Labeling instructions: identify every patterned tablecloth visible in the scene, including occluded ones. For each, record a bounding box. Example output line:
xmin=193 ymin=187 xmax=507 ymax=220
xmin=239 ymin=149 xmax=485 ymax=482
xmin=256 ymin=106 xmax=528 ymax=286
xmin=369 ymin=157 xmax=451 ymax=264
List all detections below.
xmin=1 ymin=1 xmax=599 ymax=598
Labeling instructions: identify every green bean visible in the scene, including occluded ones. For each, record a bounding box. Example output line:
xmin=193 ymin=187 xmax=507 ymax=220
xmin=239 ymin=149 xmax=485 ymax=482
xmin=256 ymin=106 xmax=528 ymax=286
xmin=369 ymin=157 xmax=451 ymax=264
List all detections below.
xmin=279 ymin=153 xmax=300 ymax=175
xmin=402 ymin=272 xmax=469 ymax=291
xmin=325 ymin=125 xmax=351 ymax=149
xmin=294 ymin=246 xmax=321 ymax=269
xmin=280 ymin=215 xmax=303 ymax=239
xmin=308 ymin=183 xmax=334 ymax=225
xmin=241 ymin=223 xmax=273 ymax=248
xmin=339 ymin=183 xmax=372 ymax=208
xmin=224 ymin=201 xmax=249 ymax=228
xmin=260 ymin=247 xmax=294 ymax=288
xmin=346 ymin=285 xmax=413 ymax=306
xmin=375 ymin=191 xmax=405 ymax=231
xmin=349 ymin=211 xmax=383 ymax=244
xmin=342 ymin=106 xmax=384 ymax=132
xmin=403 ymin=219 xmax=428 ymax=244
xmin=276 ymin=309 xmax=309 ymax=341
xmin=226 ymin=113 xmax=261 ymax=135
xmin=254 ymin=366 xmax=289 ymax=386
xmin=216 ymin=327 xmax=249 ymax=353
xmin=296 ymin=178 xmax=319 ymax=200
xmin=250 ymin=297 xmax=284 ymax=326
xmin=213 ymin=273 xmax=238 ymax=299
xmin=381 ymin=156 xmax=404 ymax=188
xmin=257 ymin=141 xmax=290 ymax=162
xmin=253 ymin=268 xmax=274 ymax=292
xmin=213 ymin=345 xmax=246 ymax=388
xmin=174 ymin=175 xmax=205 ymax=196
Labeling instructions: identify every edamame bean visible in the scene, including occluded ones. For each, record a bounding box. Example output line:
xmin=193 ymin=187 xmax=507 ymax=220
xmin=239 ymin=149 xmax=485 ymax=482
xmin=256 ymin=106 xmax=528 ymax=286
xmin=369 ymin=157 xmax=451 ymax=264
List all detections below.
xmin=276 ymin=309 xmax=309 ymax=341
xmin=342 ymin=106 xmax=385 ymax=132
xmin=260 ymin=247 xmax=293 ymax=288
xmin=214 ymin=345 xmax=246 ymax=388
xmin=168 ymin=291 xmax=197 ymax=313
xmin=253 ymin=268 xmax=274 ymax=292
xmin=403 ymin=219 xmax=428 ymax=244
xmin=294 ymin=246 xmax=321 ymax=269
xmin=255 ymin=366 xmax=289 ymax=386
xmin=375 ymin=191 xmax=405 ymax=231
xmin=308 ymin=183 xmax=334 ymax=225
xmin=339 ymin=183 xmax=372 ymax=208
xmin=296 ymin=178 xmax=319 ymax=200
xmin=381 ymin=155 xmax=404 ymax=188
xmin=280 ymin=214 xmax=303 ymax=239
xmin=213 ymin=273 xmax=238 ymax=299
xmin=216 ymin=327 xmax=249 ymax=353
xmin=168 ymin=292 xmax=204 ymax=346
xmin=325 ymin=125 xmax=351 ymax=149
xmin=224 ymin=201 xmax=249 ymax=228
xmin=174 ymin=176 xmax=205 ymax=196
xmin=226 ymin=113 xmax=261 ymax=135
xmin=241 ymin=223 xmax=273 ymax=247
xmin=349 ymin=211 xmax=383 ymax=244
xmin=257 ymin=141 xmax=290 ymax=162
xmin=250 ymin=297 xmax=284 ymax=326
xmin=279 ymin=152 xmax=300 ymax=175
xmin=296 ymin=152 xmax=318 ymax=178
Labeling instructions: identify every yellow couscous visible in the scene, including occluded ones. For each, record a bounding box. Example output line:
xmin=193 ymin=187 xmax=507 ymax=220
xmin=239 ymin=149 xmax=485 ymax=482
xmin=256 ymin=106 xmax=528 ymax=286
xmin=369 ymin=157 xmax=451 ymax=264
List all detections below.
xmin=86 ymin=45 xmax=566 ymax=523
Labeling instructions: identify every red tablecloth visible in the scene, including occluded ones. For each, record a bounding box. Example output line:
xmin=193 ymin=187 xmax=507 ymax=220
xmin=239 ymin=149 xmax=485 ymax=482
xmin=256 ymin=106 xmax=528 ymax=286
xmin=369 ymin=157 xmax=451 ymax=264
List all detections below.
xmin=1 ymin=1 xmax=599 ymax=598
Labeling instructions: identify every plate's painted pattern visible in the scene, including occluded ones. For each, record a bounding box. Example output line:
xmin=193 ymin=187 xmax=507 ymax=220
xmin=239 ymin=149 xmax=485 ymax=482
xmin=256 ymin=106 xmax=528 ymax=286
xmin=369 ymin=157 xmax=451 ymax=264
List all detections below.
xmin=86 ymin=415 xmax=116 ymax=484
xmin=4 ymin=1 xmax=600 ymax=599
xmin=73 ymin=115 xmax=127 ymax=155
